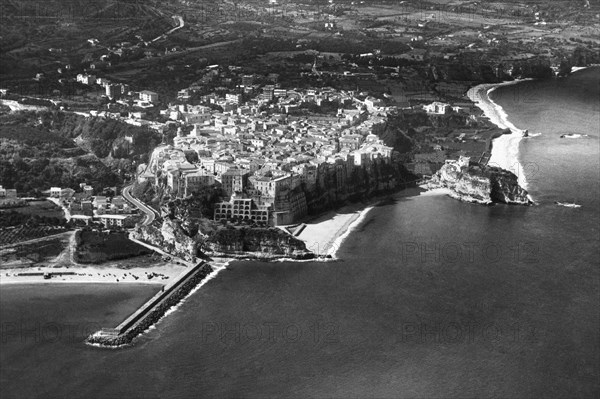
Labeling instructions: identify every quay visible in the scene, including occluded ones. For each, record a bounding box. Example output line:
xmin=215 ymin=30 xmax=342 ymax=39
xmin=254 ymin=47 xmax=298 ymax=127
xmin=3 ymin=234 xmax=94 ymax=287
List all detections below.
xmin=86 ymin=262 xmax=213 ymax=347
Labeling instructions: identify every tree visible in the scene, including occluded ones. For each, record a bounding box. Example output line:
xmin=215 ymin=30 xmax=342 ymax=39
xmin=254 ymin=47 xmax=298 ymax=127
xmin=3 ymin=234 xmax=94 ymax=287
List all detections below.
xmin=558 ymin=59 xmax=572 ymax=77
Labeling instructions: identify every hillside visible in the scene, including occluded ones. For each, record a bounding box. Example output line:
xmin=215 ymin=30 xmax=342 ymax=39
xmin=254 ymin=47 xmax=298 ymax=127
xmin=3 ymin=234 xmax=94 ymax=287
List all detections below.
xmin=0 ymin=109 xmax=162 ymax=194
xmin=0 ymin=123 xmax=121 ymax=194
xmin=0 ymin=0 xmax=174 ymax=77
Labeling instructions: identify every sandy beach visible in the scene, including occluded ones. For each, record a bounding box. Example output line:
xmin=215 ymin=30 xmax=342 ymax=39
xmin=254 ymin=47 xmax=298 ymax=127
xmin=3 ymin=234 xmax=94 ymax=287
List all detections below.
xmin=296 ymin=189 xmax=421 ymax=258
xmin=0 ymin=263 xmax=187 ymax=285
xmin=467 ymin=80 xmax=532 ymax=191
xmin=297 ymin=203 xmax=373 ymax=258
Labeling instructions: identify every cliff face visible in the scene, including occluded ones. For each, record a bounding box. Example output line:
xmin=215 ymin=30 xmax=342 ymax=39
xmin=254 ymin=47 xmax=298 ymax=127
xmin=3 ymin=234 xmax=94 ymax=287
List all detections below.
xmin=133 ymin=220 xmax=314 ymax=261
xmin=204 ymin=227 xmax=314 ymax=259
xmin=488 ymin=168 xmax=531 ymax=205
xmin=428 ymin=158 xmax=530 ymax=205
xmin=132 ymin=219 xmax=199 ymax=262
xmin=305 ymin=160 xmax=415 ymax=215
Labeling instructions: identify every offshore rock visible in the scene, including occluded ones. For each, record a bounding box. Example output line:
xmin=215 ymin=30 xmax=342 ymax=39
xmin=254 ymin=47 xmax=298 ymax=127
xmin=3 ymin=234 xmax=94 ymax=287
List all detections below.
xmin=427 ymin=156 xmax=531 ymax=205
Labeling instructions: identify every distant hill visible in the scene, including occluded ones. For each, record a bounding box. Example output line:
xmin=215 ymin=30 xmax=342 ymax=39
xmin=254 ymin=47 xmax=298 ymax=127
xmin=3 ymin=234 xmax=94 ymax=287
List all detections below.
xmin=0 ymin=0 xmax=174 ymax=77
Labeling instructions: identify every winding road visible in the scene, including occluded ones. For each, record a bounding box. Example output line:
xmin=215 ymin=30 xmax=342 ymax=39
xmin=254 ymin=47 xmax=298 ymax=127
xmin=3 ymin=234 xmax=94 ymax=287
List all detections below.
xmin=151 ymin=15 xmax=185 ymax=43
xmin=122 ymin=184 xmax=156 ymax=226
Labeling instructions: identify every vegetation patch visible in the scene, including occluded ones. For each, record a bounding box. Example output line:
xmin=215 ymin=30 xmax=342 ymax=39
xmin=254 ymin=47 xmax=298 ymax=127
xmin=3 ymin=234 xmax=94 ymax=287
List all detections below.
xmin=1 ymin=237 xmax=67 ymax=268
xmin=1 ymin=200 xmax=65 ymax=219
xmin=0 ymin=207 xmax=69 ymax=245
xmin=74 ymin=229 xmax=153 ymax=264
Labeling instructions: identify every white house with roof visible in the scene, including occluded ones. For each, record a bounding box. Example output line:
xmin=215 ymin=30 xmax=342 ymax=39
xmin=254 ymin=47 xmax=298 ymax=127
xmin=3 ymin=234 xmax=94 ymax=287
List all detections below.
xmin=98 ymin=214 xmax=137 ymax=228
xmin=423 ymin=101 xmax=450 ymax=114
xmin=139 ymin=90 xmax=158 ymax=103
xmin=76 ymin=74 xmax=97 ymax=85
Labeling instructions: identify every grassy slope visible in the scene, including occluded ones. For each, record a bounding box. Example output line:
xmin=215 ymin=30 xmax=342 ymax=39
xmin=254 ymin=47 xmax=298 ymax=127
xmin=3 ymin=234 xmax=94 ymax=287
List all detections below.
xmin=74 ymin=229 xmax=152 ymax=264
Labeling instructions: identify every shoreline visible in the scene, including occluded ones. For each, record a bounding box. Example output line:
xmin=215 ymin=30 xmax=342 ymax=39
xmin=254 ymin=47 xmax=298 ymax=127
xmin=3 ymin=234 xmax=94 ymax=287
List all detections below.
xmin=0 ymin=263 xmax=187 ymax=285
xmin=295 ymin=188 xmax=422 ymax=259
xmin=467 ymin=80 xmax=532 ymax=192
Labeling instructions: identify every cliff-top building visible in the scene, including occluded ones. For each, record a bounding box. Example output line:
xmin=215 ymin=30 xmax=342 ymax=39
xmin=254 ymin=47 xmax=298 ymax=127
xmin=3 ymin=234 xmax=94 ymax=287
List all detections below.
xmin=222 ymin=169 xmax=250 ymax=197
xmin=214 ymin=194 xmax=270 ymax=224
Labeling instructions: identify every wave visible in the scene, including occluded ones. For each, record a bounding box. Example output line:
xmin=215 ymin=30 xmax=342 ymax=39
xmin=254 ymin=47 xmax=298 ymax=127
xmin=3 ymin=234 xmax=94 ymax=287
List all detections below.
xmin=273 ymin=257 xmax=334 ymax=263
xmin=159 ymin=262 xmax=229 ymax=320
xmin=326 ymin=205 xmax=375 ymax=259
xmin=418 ymin=187 xmax=454 ymax=197
xmin=560 ymin=133 xmax=588 ymax=139
xmin=85 ymin=341 xmax=130 ymax=349
xmin=555 ymin=202 xmax=582 ymax=208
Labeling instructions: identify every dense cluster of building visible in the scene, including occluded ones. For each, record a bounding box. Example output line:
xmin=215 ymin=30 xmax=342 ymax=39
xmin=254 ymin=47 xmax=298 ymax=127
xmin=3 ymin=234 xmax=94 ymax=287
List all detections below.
xmin=49 ymin=185 xmax=139 ymax=228
xmin=76 ymin=73 xmax=158 ymax=107
xmin=139 ymin=87 xmax=395 ymax=225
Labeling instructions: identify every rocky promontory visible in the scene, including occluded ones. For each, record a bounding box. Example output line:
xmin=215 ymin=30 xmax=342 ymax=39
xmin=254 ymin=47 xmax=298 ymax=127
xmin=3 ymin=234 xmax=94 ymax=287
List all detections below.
xmin=426 ymin=157 xmax=531 ymax=205
xmin=132 ymin=219 xmax=314 ymax=262
xmin=203 ymin=227 xmax=314 ymax=260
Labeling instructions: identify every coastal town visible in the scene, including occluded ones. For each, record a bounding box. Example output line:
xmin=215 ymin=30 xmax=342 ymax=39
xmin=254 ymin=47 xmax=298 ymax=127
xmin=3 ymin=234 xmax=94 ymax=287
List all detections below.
xmin=0 ymin=58 xmax=549 ymax=297
xmin=1 ymin=0 xmax=597 ymax=288
xmin=0 ymin=56 xmax=535 ymax=345
xmin=0 ymin=73 xmax=508 ymax=258
xmin=1 ymin=0 xmax=599 ymax=397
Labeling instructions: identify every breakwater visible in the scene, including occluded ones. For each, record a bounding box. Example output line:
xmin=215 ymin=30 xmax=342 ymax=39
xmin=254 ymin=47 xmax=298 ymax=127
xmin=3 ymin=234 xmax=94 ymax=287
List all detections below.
xmin=86 ymin=262 xmax=213 ymax=347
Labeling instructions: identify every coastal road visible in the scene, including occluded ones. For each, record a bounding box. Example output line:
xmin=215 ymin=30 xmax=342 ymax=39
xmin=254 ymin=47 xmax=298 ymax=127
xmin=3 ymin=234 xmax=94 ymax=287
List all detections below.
xmin=122 ymin=184 xmax=156 ymax=226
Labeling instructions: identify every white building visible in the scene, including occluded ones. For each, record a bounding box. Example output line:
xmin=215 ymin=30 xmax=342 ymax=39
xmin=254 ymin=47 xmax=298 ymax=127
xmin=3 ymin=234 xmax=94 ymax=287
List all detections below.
xmin=226 ymin=93 xmax=242 ymax=104
xmin=98 ymin=214 xmax=137 ymax=228
xmin=139 ymin=90 xmax=159 ymax=103
xmin=214 ymin=194 xmax=270 ymax=224
xmin=423 ymin=101 xmax=450 ymax=114
xmin=76 ymin=74 xmax=97 ymax=85
xmin=50 ymin=187 xmax=62 ymax=198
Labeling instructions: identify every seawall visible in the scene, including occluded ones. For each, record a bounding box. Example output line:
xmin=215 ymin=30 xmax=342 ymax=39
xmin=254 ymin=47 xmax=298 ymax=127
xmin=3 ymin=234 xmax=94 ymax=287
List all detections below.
xmin=86 ymin=262 xmax=213 ymax=347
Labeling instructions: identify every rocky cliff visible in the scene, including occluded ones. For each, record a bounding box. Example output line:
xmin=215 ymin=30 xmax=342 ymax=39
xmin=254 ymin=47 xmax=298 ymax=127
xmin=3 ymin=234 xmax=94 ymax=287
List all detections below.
xmin=132 ymin=219 xmax=199 ymax=262
xmin=203 ymin=227 xmax=314 ymax=260
xmin=427 ymin=157 xmax=531 ymax=205
xmin=305 ymin=160 xmax=415 ymax=215
xmin=133 ymin=219 xmax=314 ymax=261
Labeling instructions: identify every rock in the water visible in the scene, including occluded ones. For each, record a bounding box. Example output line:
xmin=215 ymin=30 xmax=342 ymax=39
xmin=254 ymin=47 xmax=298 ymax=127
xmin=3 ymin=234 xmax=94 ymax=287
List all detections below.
xmin=427 ymin=156 xmax=531 ymax=205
